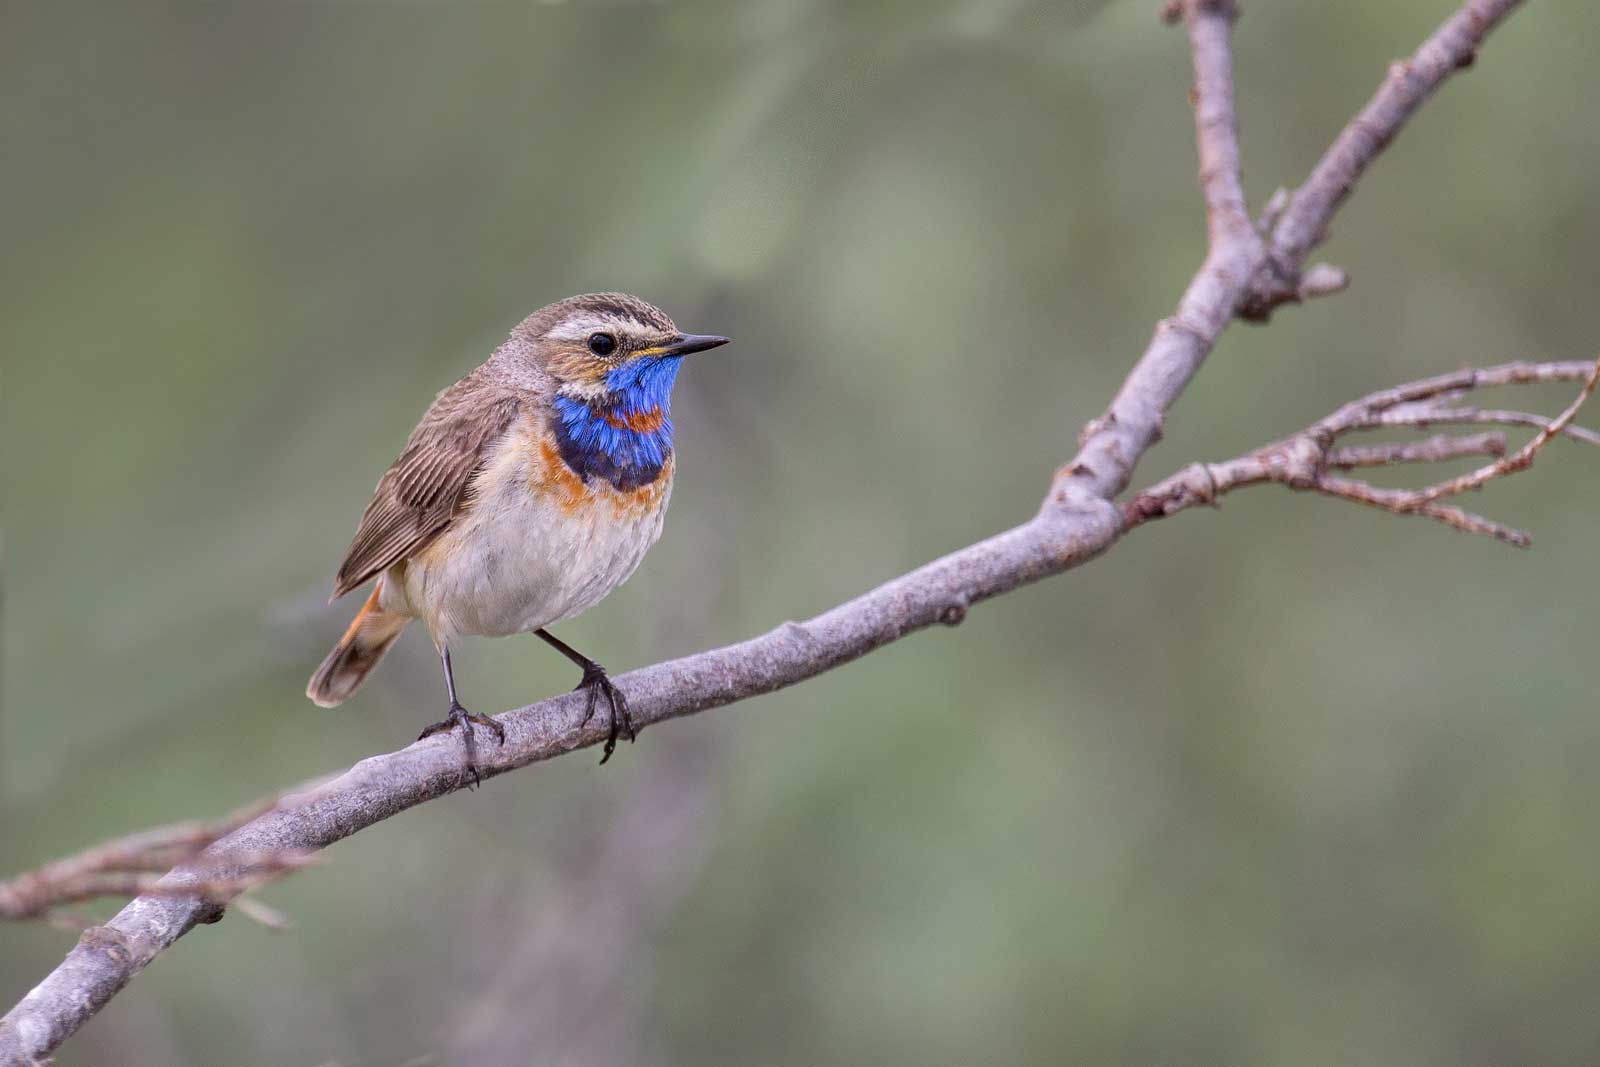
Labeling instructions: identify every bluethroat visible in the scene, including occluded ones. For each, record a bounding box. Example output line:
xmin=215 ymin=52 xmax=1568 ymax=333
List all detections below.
xmin=307 ymin=293 xmax=730 ymax=780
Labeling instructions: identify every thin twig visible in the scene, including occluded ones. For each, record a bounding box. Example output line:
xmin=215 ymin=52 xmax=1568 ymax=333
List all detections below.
xmin=1125 ymin=358 xmax=1594 ymax=548
xmin=1326 ymin=432 xmax=1506 ymax=469
xmin=0 ymin=799 xmax=308 ymax=930
xmin=1360 ymin=405 xmax=1600 ymax=448
xmin=1404 ymin=354 xmax=1600 ymax=505
xmin=230 ymin=897 xmax=294 ymax=933
xmin=1312 ymin=360 xmax=1598 ymax=434
xmin=1313 ymin=477 xmax=1532 ymax=547
xmin=1268 ymin=0 xmax=1527 ymax=270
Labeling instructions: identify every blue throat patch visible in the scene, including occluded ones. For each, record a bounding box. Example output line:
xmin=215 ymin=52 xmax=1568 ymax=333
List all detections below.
xmin=551 ymin=356 xmax=681 ymax=491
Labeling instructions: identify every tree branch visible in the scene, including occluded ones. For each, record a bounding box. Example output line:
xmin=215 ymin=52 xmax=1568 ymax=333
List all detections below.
xmin=1062 ymin=0 xmax=1258 ymax=504
xmin=1184 ymin=0 xmax=1252 ymax=248
xmin=0 ymin=798 xmax=312 ymax=931
xmin=0 ymin=2 xmax=1537 ymax=1061
xmin=1245 ymin=0 xmax=1526 ymax=318
xmin=1125 ymin=356 xmax=1600 ymax=548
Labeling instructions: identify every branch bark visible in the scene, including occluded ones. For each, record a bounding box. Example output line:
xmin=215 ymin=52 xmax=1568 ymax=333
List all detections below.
xmin=0 ymin=1 xmax=1535 ymax=1061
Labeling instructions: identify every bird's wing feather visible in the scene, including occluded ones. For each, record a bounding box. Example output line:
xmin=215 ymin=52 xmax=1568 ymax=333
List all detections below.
xmin=330 ymin=373 xmax=522 ymax=600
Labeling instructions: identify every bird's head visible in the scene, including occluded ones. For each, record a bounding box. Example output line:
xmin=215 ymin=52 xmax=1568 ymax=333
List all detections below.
xmin=514 ymin=293 xmax=729 ymax=487
xmin=518 ymin=292 xmax=729 ymax=407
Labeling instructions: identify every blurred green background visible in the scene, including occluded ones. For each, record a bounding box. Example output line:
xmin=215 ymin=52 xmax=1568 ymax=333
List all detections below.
xmin=5 ymin=1 xmax=1599 ymax=1064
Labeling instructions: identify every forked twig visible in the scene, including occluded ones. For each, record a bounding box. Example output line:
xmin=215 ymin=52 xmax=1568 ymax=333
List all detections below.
xmin=1404 ymin=357 xmax=1600 ymax=506
xmin=0 ymin=799 xmax=312 ymax=930
xmin=1126 ymin=356 xmax=1600 ymax=546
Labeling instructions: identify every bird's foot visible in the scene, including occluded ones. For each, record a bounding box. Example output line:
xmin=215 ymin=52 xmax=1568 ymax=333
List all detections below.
xmin=575 ymin=661 xmax=634 ymax=765
xmin=418 ymin=701 xmax=506 ymax=789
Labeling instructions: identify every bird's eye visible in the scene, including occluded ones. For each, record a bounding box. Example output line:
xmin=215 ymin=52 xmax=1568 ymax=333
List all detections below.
xmin=587 ymin=332 xmax=618 ymax=357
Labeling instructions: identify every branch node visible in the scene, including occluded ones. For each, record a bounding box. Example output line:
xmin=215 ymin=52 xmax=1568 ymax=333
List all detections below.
xmin=1075 ymin=410 xmax=1116 ymax=448
xmin=1156 ymin=314 xmax=1210 ymax=344
xmin=76 ymin=925 xmax=133 ymax=966
xmin=1197 ymin=463 xmax=1222 ymax=507
xmin=938 ymin=598 xmax=969 ymax=627
xmin=1274 ymin=436 xmax=1324 ymax=488
xmin=1298 ymin=263 xmax=1350 ymax=300
xmin=779 ymin=620 xmax=822 ymax=652
xmin=1238 ymin=260 xmax=1348 ymax=323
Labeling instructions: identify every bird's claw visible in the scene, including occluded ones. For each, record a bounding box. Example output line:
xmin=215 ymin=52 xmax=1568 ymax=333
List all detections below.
xmin=418 ymin=701 xmax=505 ymax=789
xmin=575 ymin=663 xmax=634 ymax=764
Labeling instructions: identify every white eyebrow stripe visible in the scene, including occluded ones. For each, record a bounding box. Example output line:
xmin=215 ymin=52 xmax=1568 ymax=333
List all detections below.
xmin=546 ymin=313 xmax=661 ymax=344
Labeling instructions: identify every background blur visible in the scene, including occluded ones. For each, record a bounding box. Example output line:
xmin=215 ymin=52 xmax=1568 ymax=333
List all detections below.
xmin=5 ymin=2 xmax=1599 ymax=1064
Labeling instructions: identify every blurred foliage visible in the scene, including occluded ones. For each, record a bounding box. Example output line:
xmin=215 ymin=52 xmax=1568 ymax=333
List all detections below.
xmin=4 ymin=1 xmax=1600 ymax=1064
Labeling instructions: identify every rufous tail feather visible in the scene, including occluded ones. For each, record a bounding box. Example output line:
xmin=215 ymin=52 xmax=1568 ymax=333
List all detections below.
xmin=306 ymin=582 xmax=410 ymax=707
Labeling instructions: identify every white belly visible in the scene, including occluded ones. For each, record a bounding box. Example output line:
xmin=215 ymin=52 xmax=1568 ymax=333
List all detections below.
xmin=382 ymin=438 xmax=673 ymax=645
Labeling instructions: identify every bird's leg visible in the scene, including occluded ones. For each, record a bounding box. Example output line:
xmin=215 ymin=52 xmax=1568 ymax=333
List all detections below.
xmin=417 ymin=646 xmax=505 ymax=788
xmin=535 ymin=628 xmax=634 ymax=764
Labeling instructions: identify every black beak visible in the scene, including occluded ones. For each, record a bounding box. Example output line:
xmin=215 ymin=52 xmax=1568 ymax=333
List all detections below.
xmin=659 ymin=332 xmax=730 ymax=357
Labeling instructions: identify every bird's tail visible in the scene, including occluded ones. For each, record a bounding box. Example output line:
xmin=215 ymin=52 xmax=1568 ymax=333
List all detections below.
xmin=306 ymin=582 xmax=410 ymax=707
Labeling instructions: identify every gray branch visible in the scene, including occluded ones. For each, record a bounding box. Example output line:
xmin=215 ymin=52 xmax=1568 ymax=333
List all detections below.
xmin=0 ymin=1 xmax=1529 ymax=1062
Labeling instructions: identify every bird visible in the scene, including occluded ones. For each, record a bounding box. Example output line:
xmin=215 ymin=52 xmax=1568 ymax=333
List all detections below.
xmin=307 ymin=292 xmax=729 ymax=782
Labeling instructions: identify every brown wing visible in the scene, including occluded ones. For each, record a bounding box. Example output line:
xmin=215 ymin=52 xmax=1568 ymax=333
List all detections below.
xmin=330 ymin=372 xmax=522 ymax=601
